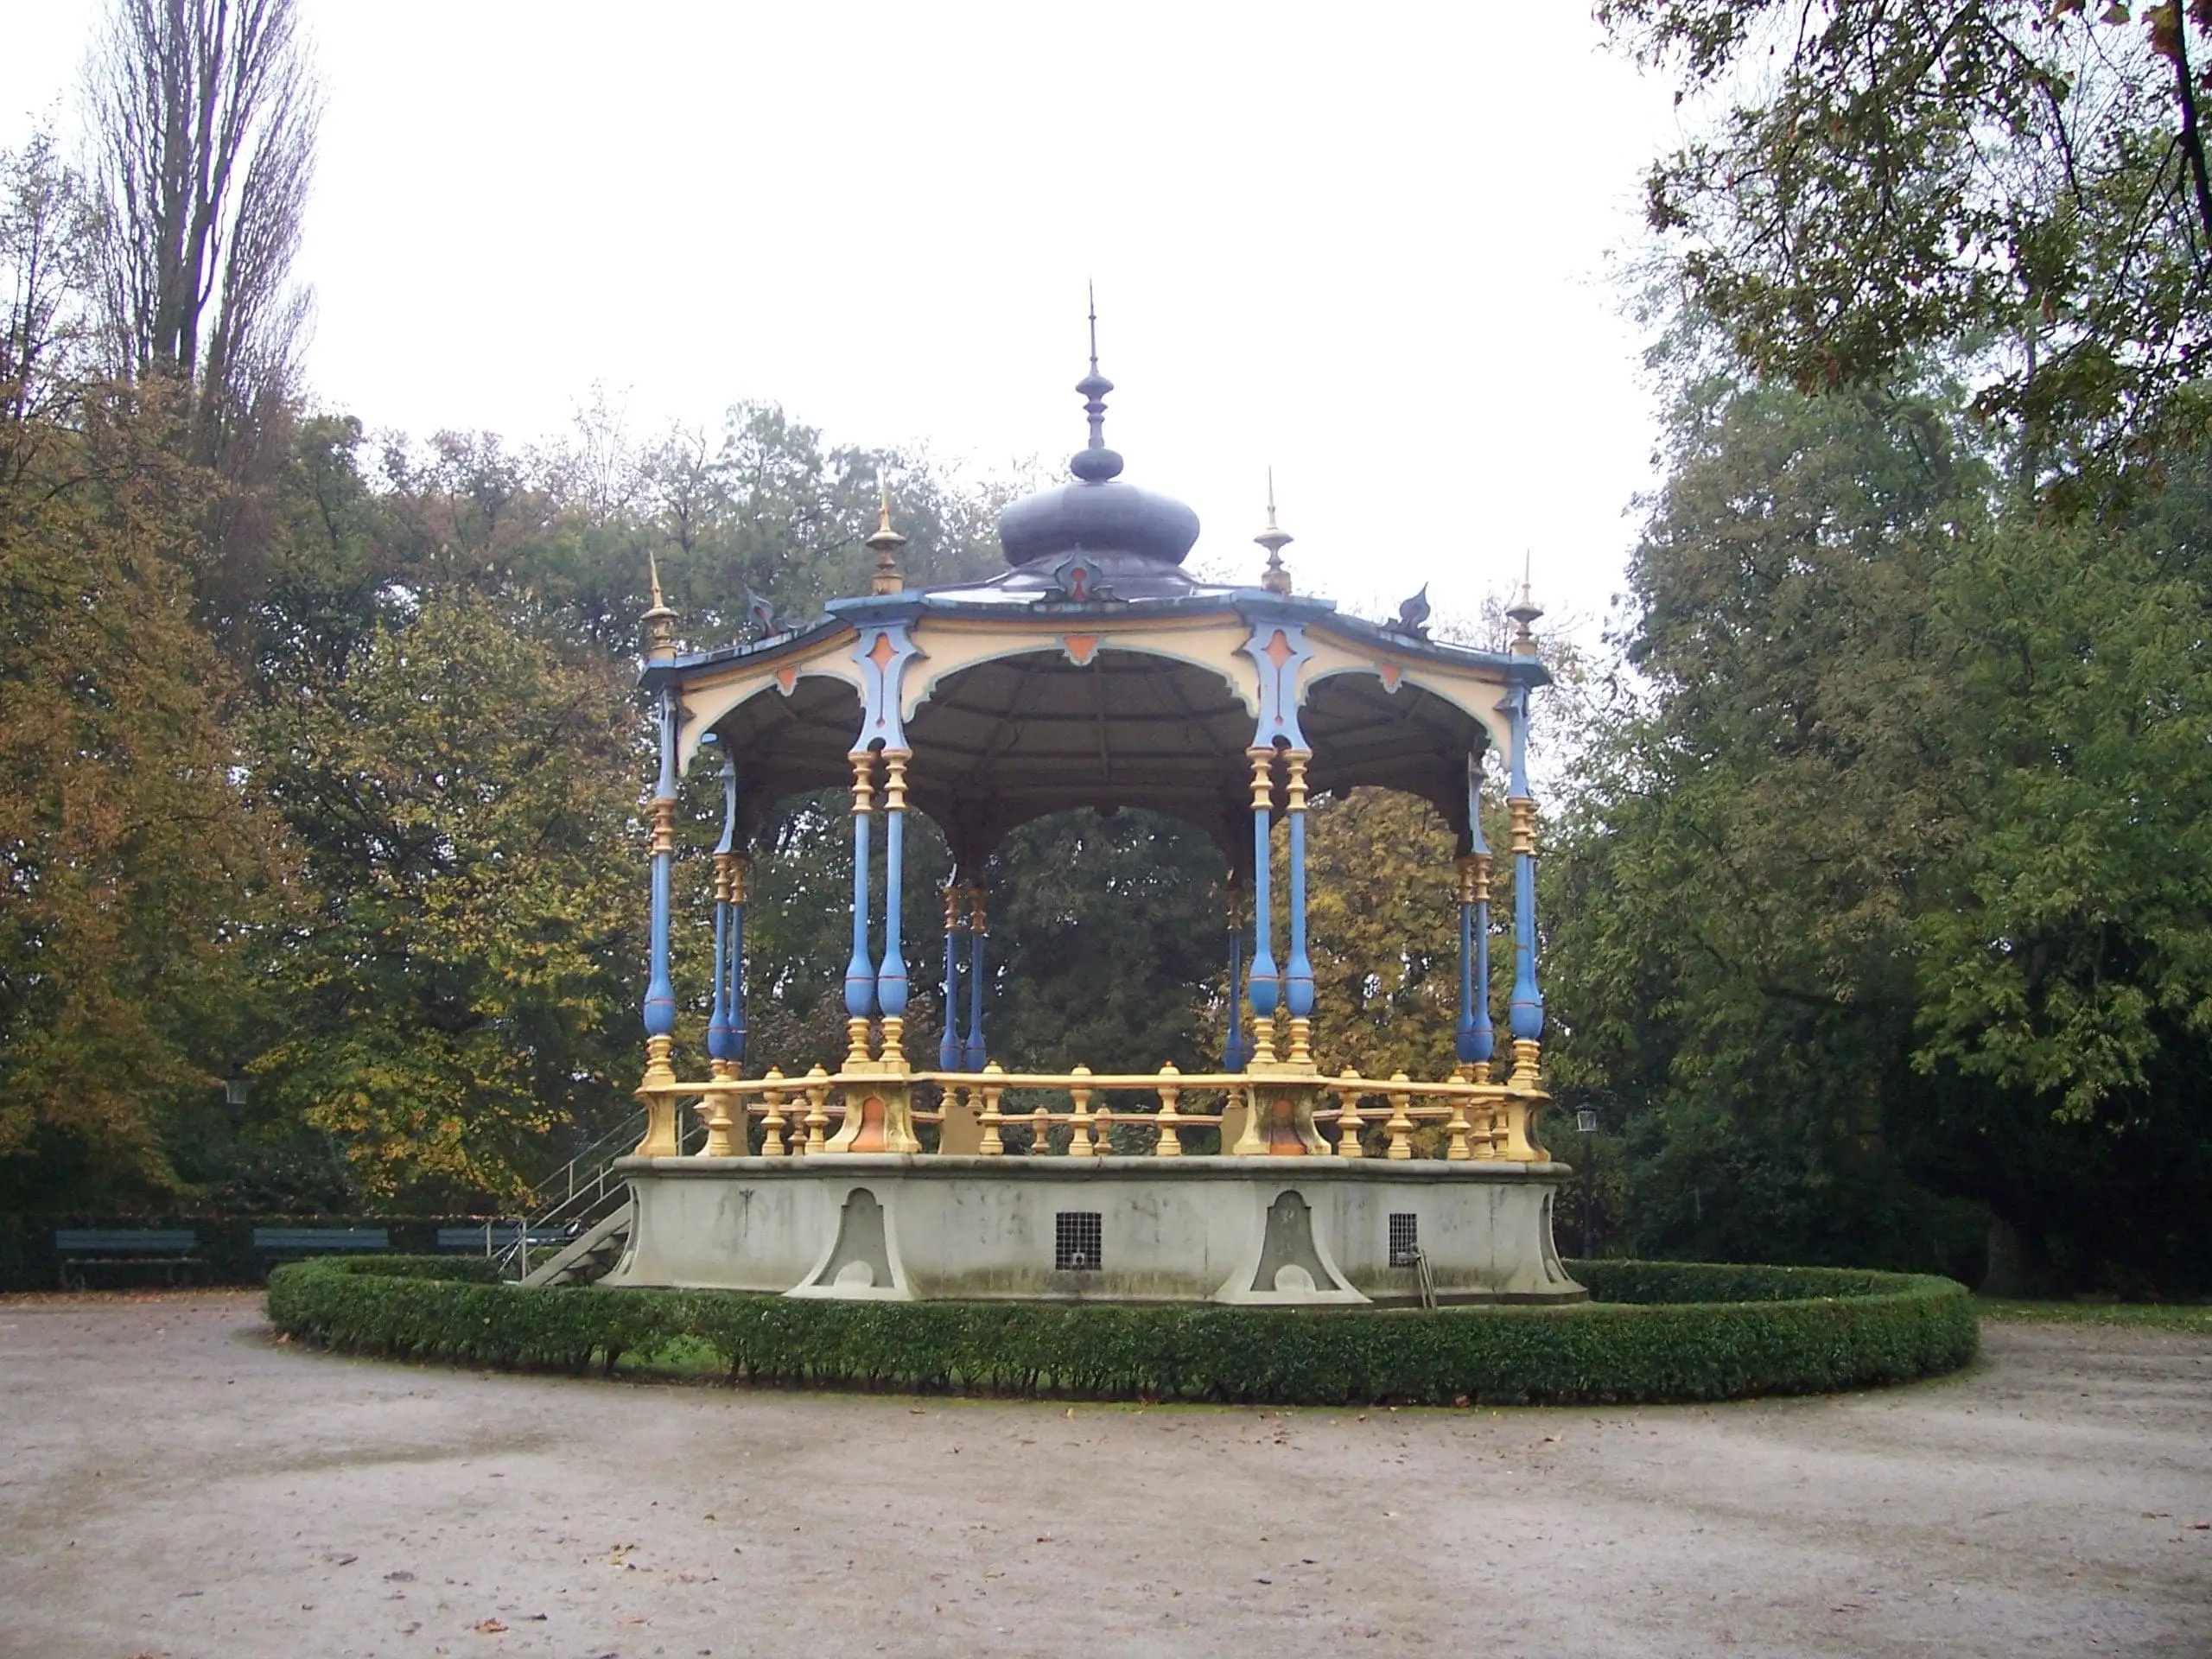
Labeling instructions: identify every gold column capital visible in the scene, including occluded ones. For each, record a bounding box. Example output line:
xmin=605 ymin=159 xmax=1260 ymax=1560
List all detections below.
xmin=1246 ymin=747 xmax=1279 ymax=811
xmin=849 ymin=749 xmax=877 ymax=813
xmin=1509 ymin=796 xmax=1539 ymax=857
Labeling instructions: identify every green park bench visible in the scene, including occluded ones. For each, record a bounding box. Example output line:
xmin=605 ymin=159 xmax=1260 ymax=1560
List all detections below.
xmin=250 ymin=1225 xmax=390 ymax=1267
xmin=52 ymin=1229 xmax=208 ymax=1291
xmin=435 ymin=1224 xmax=570 ymax=1254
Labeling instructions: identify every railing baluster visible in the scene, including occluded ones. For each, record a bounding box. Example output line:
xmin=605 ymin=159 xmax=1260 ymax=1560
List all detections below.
xmin=1154 ymin=1063 xmax=1182 ymax=1157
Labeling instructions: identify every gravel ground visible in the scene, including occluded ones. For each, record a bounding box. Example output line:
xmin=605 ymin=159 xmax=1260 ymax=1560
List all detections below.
xmin=2 ymin=1290 xmax=2208 ymax=1658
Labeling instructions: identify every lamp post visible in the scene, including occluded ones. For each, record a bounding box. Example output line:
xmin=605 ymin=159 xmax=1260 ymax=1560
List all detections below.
xmin=1575 ymin=1107 xmax=1599 ymax=1258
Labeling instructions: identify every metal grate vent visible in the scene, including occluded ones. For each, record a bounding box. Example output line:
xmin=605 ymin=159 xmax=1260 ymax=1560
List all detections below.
xmin=1388 ymin=1212 xmax=1420 ymax=1267
xmin=1055 ymin=1211 xmax=1103 ymax=1272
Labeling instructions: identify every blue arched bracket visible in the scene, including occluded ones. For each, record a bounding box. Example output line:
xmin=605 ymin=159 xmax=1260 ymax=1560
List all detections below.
xmin=1505 ymin=686 xmax=1544 ymax=1046
xmin=853 ymin=621 xmax=922 ymax=750
xmin=1241 ymin=620 xmax=1313 ymax=751
xmin=642 ymin=689 xmax=679 ymax=1041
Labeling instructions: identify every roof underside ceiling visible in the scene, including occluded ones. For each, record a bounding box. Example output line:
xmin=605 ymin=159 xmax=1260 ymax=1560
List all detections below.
xmin=708 ymin=647 xmax=1487 ymax=864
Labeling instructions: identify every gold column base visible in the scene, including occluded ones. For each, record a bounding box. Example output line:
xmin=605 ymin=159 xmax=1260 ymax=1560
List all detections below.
xmin=825 ymin=1052 xmax=921 ymax=1154
xmin=1229 ymin=1069 xmax=1331 ymax=1155
xmin=635 ymin=1035 xmax=681 ymax=1157
xmin=880 ymin=1015 xmax=906 ymax=1065
xmin=1498 ymin=1042 xmax=1548 ymax=1162
xmin=1286 ymin=1016 xmax=1312 ymax=1066
xmin=1508 ymin=1038 xmax=1541 ymax=1092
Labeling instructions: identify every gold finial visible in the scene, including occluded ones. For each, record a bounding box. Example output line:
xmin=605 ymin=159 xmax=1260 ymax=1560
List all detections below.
xmin=1506 ymin=550 xmax=1543 ymax=656
xmin=1255 ymin=467 xmax=1294 ymax=596
xmin=867 ymin=480 xmax=908 ymax=596
xmin=642 ymin=546 xmax=678 ymax=662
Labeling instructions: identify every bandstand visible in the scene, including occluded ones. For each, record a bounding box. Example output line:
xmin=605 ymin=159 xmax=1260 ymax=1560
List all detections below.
xmin=605 ymin=335 xmax=1580 ymax=1307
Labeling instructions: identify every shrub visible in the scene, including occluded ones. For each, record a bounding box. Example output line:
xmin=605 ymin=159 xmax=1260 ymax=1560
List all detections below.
xmin=266 ymin=1255 xmax=1977 ymax=1405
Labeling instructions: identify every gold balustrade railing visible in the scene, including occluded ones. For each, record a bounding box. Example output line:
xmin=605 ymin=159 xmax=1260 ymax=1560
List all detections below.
xmin=637 ymin=1059 xmax=1551 ymax=1163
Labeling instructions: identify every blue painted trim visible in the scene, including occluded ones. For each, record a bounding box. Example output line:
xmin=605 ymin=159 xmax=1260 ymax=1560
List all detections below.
xmin=1284 ymin=796 xmax=1313 ymax=1019
xmin=963 ymin=897 xmax=988 ymax=1071
xmin=643 ymin=690 xmax=678 ymax=1039
xmin=938 ymin=891 xmax=963 ymax=1071
xmin=877 ymin=794 xmax=907 ymax=1020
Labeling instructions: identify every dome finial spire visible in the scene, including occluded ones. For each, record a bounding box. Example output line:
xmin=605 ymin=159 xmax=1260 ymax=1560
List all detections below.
xmin=642 ymin=546 xmax=677 ymax=661
xmin=867 ymin=478 xmax=908 ymax=596
xmin=1507 ymin=549 xmax=1544 ymax=655
xmin=1071 ymin=282 xmax=1124 ymax=483
xmin=1255 ymin=466 xmax=1294 ymax=595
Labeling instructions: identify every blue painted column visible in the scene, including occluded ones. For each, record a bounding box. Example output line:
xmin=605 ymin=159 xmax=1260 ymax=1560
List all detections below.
xmin=963 ymin=882 xmax=988 ymax=1071
xmin=706 ymin=749 xmax=739 ymax=1070
xmin=841 ymin=748 xmax=877 ymax=1071
xmin=1224 ymin=874 xmax=1249 ymax=1073
xmin=938 ymin=878 xmax=963 ymax=1071
xmin=1246 ymin=747 xmax=1280 ymax=1064
xmin=876 ymin=750 xmax=911 ymax=1059
xmin=637 ymin=688 xmax=682 ymax=1155
xmin=1282 ymin=749 xmax=1314 ymax=1065
xmin=1457 ymin=758 xmax=1497 ymax=1080
xmin=728 ymin=852 xmax=748 ymax=1066
xmin=1506 ymin=688 xmax=1545 ymax=1088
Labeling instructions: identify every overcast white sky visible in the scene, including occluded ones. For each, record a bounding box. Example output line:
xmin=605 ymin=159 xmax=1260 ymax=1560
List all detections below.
xmin=4 ymin=3 xmax=1686 ymax=645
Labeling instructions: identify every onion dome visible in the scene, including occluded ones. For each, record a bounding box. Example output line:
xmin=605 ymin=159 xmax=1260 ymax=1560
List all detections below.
xmin=997 ymin=305 xmax=1200 ymax=569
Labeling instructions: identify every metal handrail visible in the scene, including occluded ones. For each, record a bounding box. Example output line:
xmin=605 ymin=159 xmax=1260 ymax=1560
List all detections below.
xmin=493 ymin=1109 xmax=703 ymax=1280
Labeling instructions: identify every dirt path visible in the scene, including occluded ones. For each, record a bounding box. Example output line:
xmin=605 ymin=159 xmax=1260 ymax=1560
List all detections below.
xmin=1 ymin=1292 xmax=2207 ymax=1658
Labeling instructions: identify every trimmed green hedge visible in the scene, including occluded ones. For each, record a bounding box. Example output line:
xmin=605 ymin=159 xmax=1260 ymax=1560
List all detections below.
xmin=266 ymin=1255 xmax=1977 ymax=1406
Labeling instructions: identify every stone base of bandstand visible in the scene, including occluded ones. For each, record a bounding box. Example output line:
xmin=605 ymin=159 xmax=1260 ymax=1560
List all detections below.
xmin=602 ymin=1156 xmax=1586 ymax=1306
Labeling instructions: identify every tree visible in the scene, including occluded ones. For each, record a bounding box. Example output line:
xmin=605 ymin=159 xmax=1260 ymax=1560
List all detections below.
xmin=85 ymin=0 xmax=321 ymax=472
xmin=1548 ymin=321 xmax=2212 ymax=1289
xmin=1600 ymin=0 xmax=2212 ymax=499
xmin=251 ymin=592 xmax=642 ymax=1207
xmin=0 ymin=386 xmax=291 ymax=1211
xmin=1 ymin=132 xmax=100 ymax=480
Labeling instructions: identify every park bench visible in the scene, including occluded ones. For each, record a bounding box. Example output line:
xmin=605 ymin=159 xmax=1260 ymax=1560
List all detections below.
xmin=250 ymin=1225 xmax=389 ymax=1268
xmin=52 ymin=1229 xmax=207 ymax=1291
xmin=435 ymin=1224 xmax=571 ymax=1254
